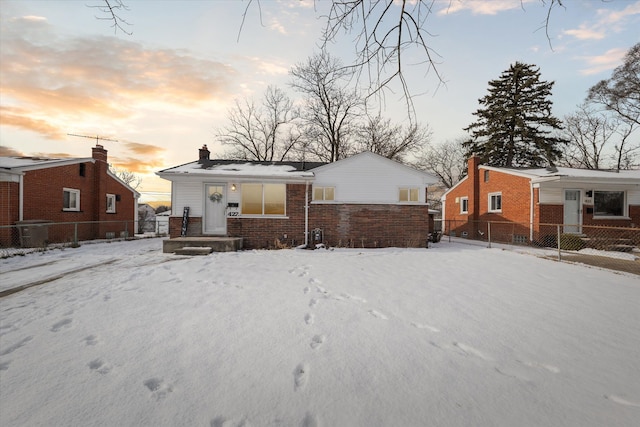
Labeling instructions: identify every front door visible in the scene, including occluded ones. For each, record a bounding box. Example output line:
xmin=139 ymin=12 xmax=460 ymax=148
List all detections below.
xmin=204 ymin=184 xmax=226 ymax=235
xmin=563 ymin=189 xmax=581 ymax=233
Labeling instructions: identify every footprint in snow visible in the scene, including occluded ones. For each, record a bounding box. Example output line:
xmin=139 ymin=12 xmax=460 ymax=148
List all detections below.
xmin=210 ymin=416 xmax=252 ymax=427
xmin=0 ymin=336 xmax=33 ymax=356
xmin=303 ymin=286 xmax=311 ymax=294
xmin=304 ymin=313 xmax=314 ymax=325
xmin=368 ymin=310 xmax=388 ymax=320
xmin=310 ymin=335 xmax=325 ymax=349
xmin=604 ymin=395 xmax=640 ymax=407
xmin=309 ymin=278 xmax=322 ymax=286
xmin=144 ymin=377 xmax=174 ymax=401
xmin=50 ymin=318 xmax=72 ymax=332
xmin=293 ymin=363 xmax=309 ymax=391
xmin=88 ymin=358 xmax=112 ymax=374
xmin=309 ymin=298 xmax=318 ymax=308
xmin=518 ymin=360 xmax=560 ymax=374
xmin=411 ymin=322 xmax=439 ymax=332
xmin=452 ymin=342 xmax=492 ymax=361
xmin=83 ymin=335 xmax=98 ymax=346
xmin=301 ymin=412 xmax=320 ymax=427
xmin=0 ymin=361 xmax=11 ymax=371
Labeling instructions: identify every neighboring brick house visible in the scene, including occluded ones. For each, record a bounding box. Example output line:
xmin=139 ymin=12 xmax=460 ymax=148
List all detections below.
xmin=0 ymin=145 xmax=140 ymax=247
xmin=442 ymin=155 xmax=640 ymax=243
xmin=156 ymin=147 xmax=438 ymax=249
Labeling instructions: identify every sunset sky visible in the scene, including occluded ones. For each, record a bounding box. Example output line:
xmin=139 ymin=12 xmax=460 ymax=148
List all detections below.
xmin=1 ymin=0 xmax=638 ymax=201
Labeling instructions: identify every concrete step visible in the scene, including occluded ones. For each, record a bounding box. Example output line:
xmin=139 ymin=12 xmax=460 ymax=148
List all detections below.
xmin=174 ymin=246 xmax=213 ymax=256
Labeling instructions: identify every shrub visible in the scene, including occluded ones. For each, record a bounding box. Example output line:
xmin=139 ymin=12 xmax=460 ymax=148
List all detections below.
xmin=559 ymin=234 xmax=586 ymax=251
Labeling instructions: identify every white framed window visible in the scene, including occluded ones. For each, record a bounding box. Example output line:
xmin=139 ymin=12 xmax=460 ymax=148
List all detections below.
xmin=241 ymin=183 xmax=286 ymax=216
xmin=488 ymin=192 xmax=502 ymax=213
xmin=460 ymin=197 xmax=469 ymax=214
xmin=399 ymin=187 xmax=419 ymax=202
xmin=594 ymin=191 xmax=625 ymax=217
xmin=63 ymin=188 xmax=80 ymax=211
xmin=106 ymin=194 xmax=116 ymax=213
xmin=313 ymin=186 xmax=335 ymax=201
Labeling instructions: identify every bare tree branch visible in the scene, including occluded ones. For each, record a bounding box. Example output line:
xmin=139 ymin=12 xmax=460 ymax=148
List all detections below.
xmin=90 ymin=0 xmax=132 ymax=35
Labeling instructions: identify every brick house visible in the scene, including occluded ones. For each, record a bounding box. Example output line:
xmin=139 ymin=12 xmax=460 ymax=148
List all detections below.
xmin=0 ymin=145 xmax=140 ymax=247
xmin=157 ymin=147 xmax=437 ymax=249
xmin=442 ymin=155 xmax=640 ymax=243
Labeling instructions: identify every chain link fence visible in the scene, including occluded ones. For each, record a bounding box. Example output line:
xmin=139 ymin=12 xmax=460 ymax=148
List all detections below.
xmin=0 ymin=220 xmax=150 ymax=258
xmin=437 ymin=219 xmax=640 ymax=275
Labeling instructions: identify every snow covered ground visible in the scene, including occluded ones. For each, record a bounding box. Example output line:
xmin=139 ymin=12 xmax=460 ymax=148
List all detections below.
xmin=1 ymin=238 xmax=639 ymax=426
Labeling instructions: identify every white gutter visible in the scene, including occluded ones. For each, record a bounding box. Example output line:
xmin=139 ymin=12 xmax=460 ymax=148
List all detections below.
xmin=529 ymin=181 xmax=534 ymax=242
xmin=304 ymin=180 xmax=310 ymax=247
xmin=19 ymin=174 xmax=24 ymax=221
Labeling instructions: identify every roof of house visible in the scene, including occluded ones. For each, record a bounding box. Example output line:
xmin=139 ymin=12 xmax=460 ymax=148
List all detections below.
xmin=483 ymin=165 xmax=640 ymax=181
xmin=0 ymin=155 xmax=140 ymax=197
xmin=157 ymin=159 xmax=327 ymax=180
xmin=0 ymin=156 xmax=94 ymax=172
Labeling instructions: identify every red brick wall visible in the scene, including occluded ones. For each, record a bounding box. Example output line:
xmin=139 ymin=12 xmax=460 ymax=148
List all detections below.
xmin=309 ymin=203 xmax=429 ymax=248
xmin=0 ymin=181 xmax=20 ymax=246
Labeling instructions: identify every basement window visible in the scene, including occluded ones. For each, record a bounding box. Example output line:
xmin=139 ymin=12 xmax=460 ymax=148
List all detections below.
xmin=399 ymin=188 xmax=419 ymax=202
xmin=63 ymin=188 xmax=80 ymax=211
xmin=313 ymin=186 xmax=335 ymax=201
xmin=106 ymin=194 xmax=116 ymax=213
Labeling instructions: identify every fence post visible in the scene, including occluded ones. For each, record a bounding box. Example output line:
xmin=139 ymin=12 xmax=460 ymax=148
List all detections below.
xmin=125 ymin=221 xmax=129 ymax=239
xmin=557 ymin=224 xmax=561 ymax=261
xmin=73 ymin=222 xmax=78 ymax=245
xmin=487 ymin=222 xmax=491 ymax=248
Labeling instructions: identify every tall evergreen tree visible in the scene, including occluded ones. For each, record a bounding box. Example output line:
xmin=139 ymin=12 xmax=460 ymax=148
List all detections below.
xmin=463 ymin=62 xmax=566 ymax=167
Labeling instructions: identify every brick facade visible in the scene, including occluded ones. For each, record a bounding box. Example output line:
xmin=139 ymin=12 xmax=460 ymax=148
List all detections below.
xmin=444 ymin=156 xmax=640 ymax=242
xmin=0 ymin=146 xmax=137 ymax=246
xmin=168 ymin=183 xmax=430 ymax=249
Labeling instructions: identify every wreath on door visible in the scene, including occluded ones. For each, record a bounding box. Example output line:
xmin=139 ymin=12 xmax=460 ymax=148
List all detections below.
xmin=209 ymin=192 xmax=223 ymax=202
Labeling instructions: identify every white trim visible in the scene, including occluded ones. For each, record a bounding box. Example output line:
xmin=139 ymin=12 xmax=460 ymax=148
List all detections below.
xmin=63 ymin=188 xmax=81 ymax=211
xmin=488 ymin=192 xmax=502 ymax=213
xmin=460 ymin=196 xmax=469 ymax=214
xmin=106 ymin=193 xmax=116 ymax=213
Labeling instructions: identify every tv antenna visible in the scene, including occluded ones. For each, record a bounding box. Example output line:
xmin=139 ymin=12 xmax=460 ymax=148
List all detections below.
xmin=68 ymin=133 xmax=118 ymax=145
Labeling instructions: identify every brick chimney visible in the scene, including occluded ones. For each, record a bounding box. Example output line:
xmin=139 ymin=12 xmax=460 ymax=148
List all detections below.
xmin=199 ymin=144 xmax=210 ymax=162
xmin=92 ymin=144 xmax=108 ymax=163
xmin=468 ymin=154 xmax=481 ymax=222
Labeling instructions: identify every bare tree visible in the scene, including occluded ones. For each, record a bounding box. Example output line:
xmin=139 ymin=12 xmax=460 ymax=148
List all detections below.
xmin=612 ymin=120 xmax=639 ymax=170
xmin=354 ymin=114 xmax=431 ymax=162
xmin=559 ymin=103 xmax=617 ymax=169
xmin=587 ymin=42 xmax=640 ymax=127
xmin=110 ymin=166 xmax=142 ymax=190
xmin=217 ymin=86 xmax=301 ymax=161
xmin=413 ymin=138 xmax=466 ymax=189
xmin=290 ymin=52 xmax=363 ymax=162
xmin=104 ymin=0 xmax=574 ymax=118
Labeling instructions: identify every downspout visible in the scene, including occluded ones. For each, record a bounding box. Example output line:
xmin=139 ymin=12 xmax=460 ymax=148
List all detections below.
xmin=19 ymin=174 xmax=24 ymax=221
xmin=304 ymin=180 xmax=310 ymax=247
xmin=529 ymin=181 xmax=534 ymax=242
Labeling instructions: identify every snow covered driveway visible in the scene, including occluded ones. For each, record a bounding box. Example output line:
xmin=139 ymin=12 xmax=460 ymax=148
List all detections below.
xmin=1 ymin=238 xmax=639 ymax=426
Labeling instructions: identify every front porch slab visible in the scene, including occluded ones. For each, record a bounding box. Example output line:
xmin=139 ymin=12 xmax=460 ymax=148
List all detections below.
xmin=163 ymin=237 xmax=243 ymax=253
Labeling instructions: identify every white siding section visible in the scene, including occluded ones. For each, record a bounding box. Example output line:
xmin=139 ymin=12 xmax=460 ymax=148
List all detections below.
xmin=312 ymin=152 xmax=434 ymax=204
xmin=627 ymin=190 xmax=640 ymax=205
xmin=539 ymin=187 xmax=563 ymax=204
xmin=172 ymin=181 xmax=204 ymax=216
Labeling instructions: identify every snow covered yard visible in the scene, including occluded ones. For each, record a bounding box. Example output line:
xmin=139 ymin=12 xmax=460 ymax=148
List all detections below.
xmin=1 ymin=238 xmax=639 ymax=427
